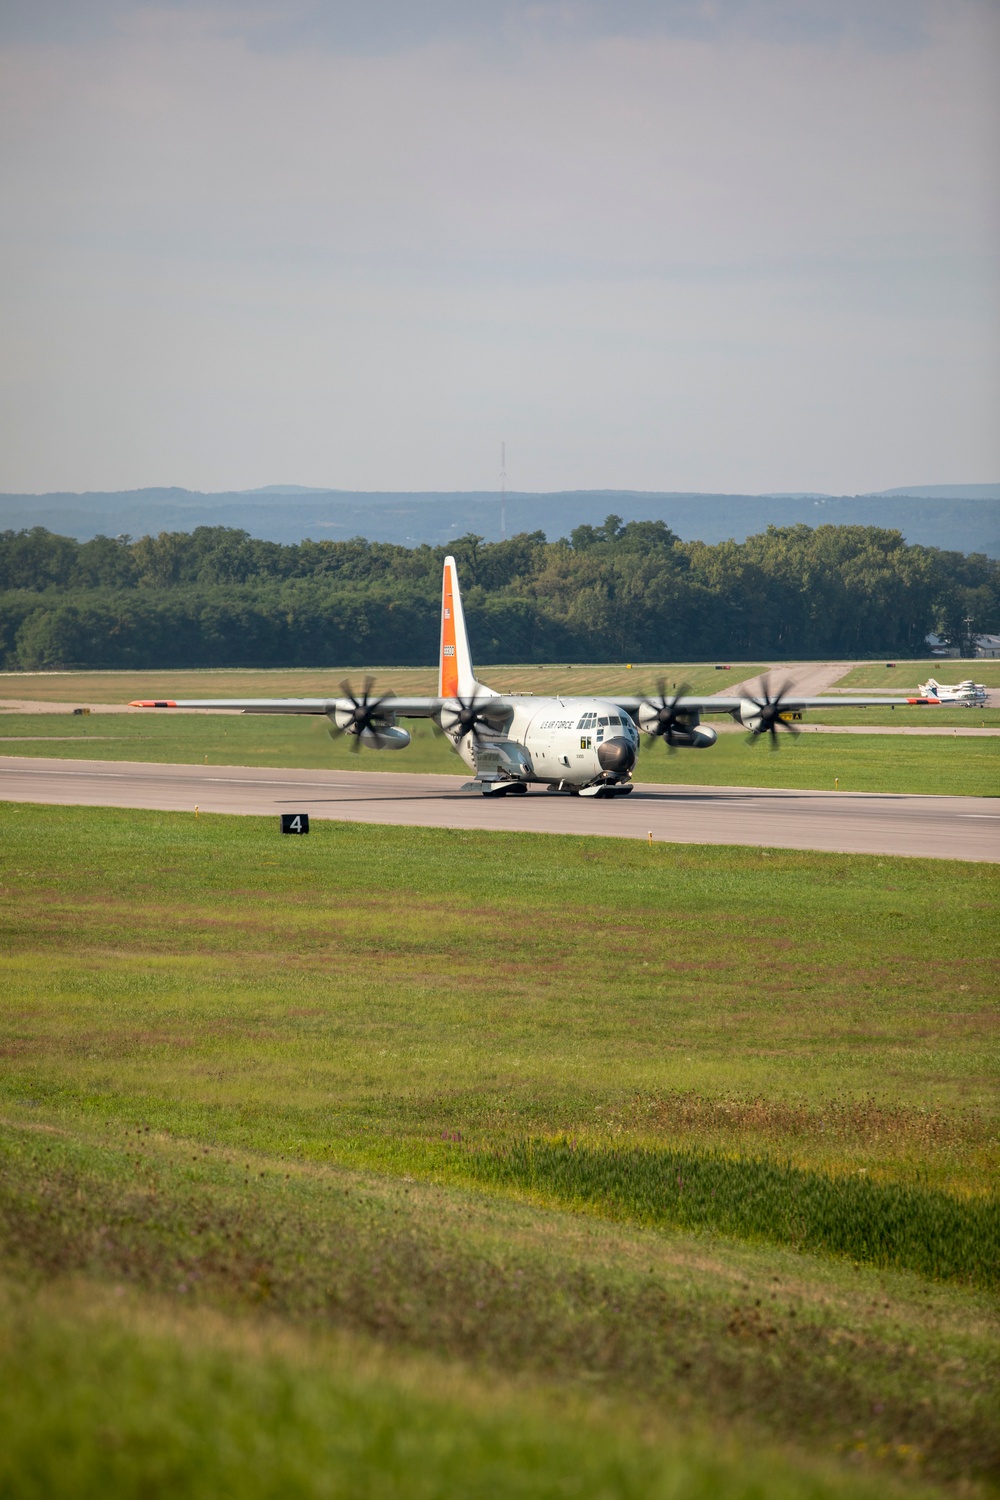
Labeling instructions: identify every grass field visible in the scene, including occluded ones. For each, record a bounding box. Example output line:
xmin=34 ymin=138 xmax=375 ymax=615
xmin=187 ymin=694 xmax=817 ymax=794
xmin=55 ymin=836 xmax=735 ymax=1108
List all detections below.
xmin=4 ymin=660 xmax=997 ymax=706
xmin=838 ymin=662 xmax=1000 ymax=690
xmin=1 ymin=707 xmax=997 ymax=794
xmin=0 ymin=662 xmax=776 ymax=702
xmin=807 ymin=707 xmax=1000 ymax=727
xmin=1 ymin=803 xmax=997 ymax=1496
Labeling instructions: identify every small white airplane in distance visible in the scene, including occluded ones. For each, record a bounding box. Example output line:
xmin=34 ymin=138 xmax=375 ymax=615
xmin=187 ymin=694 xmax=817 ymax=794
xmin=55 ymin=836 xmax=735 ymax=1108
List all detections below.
xmin=133 ymin=555 xmax=938 ymax=797
xmin=918 ymin=677 xmax=988 ymax=706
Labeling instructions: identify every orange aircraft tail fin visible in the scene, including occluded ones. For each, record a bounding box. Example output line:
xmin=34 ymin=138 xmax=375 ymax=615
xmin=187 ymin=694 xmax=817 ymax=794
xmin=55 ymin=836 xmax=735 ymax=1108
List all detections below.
xmin=438 ymin=555 xmax=478 ymax=699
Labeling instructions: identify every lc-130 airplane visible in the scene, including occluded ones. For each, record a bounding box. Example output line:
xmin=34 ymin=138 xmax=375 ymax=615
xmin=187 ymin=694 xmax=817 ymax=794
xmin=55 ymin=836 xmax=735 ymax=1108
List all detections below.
xmin=133 ymin=555 xmax=937 ymax=797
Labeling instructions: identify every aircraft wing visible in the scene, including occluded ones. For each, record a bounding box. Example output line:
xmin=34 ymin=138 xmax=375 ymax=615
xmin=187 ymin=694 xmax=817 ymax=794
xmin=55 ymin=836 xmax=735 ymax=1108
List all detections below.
xmin=130 ymin=697 xmax=445 ymax=717
xmin=610 ymin=695 xmax=940 ymax=713
xmin=131 ymin=693 xmax=941 ymax=716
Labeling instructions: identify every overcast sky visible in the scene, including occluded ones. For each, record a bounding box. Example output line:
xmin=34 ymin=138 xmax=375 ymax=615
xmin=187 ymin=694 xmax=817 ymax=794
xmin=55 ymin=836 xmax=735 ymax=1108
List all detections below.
xmin=1 ymin=0 xmax=997 ymax=496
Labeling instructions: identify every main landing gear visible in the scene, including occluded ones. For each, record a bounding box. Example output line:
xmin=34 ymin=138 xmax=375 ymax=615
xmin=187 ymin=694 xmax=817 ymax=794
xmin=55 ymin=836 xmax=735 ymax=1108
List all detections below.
xmin=467 ymin=779 xmax=634 ymax=799
xmin=463 ymin=780 xmax=529 ymax=796
xmin=573 ymin=782 xmax=634 ymax=798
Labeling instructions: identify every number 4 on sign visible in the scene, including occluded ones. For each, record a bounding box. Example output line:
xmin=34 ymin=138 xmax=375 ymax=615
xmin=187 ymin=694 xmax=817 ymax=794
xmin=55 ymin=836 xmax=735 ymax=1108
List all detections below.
xmin=280 ymin=814 xmax=310 ymax=835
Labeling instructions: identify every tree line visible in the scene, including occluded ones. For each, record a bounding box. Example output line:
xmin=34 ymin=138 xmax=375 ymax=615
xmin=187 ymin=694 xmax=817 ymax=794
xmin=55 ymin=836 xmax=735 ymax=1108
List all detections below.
xmin=0 ymin=519 xmax=996 ymax=670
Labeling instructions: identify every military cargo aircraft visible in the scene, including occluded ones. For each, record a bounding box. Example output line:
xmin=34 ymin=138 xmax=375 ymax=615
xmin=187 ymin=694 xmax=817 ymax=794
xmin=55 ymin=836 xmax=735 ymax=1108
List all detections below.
xmin=133 ymin=556 xmax=937 ymax=797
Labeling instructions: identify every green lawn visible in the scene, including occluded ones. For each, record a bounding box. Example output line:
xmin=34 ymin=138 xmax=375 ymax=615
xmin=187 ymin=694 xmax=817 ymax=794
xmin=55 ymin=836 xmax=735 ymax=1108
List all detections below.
xmin=0 ymin=804 xmax=997 ymax=1495
xmin=837 ymin=661 xmax=1000 ymax=690
xmin=648 ymin=730 xmax=999 ymax=795
xmin=8 ymin=1276 xmax=929 ymax=1500
xmin=0 ymin=661 xmax=777 ymax=703
xmin=1 ymin=709 xmax=997 ymax=794
xmin=4 ymin=660 xmax=995 ymax=707
xmin=805 ymin=706 xmax=1000 ymax=727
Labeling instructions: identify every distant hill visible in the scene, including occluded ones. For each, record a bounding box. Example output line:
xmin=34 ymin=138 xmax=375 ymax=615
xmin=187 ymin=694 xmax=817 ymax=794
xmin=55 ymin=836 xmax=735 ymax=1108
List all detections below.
xmin=868 ymin=484 xmax=999 ymax=500
xmin=1 ymin=487 xmax=997 ymax=557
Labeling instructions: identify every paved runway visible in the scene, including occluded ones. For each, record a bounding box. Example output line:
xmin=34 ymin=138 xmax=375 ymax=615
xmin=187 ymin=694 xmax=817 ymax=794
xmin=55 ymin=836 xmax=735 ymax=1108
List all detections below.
xmin=2 ymin=756 xmax=997 ymax=861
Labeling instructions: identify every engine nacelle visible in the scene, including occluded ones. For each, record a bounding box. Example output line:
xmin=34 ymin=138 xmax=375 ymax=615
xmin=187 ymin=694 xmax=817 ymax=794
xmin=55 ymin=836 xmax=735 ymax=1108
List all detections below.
xmin=332 ymin=702 xmax=362 ymax=733
xmin=739 ymin=700 xmax=763 ymax=732
xmin=357 ymin=724 xmax=410 ymax=751
xmin=637 ymin=703 xmax=717 ymax=748
xmin=636 ymin=701 xmax=662 ymax=735
xmin=327 ymin=705 xmax=410 ymax=750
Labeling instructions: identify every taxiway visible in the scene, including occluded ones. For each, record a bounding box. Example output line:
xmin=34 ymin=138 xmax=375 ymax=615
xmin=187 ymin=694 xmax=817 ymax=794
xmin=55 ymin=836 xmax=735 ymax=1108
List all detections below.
xmin=1 ymin=756 xmax=997 ymax=861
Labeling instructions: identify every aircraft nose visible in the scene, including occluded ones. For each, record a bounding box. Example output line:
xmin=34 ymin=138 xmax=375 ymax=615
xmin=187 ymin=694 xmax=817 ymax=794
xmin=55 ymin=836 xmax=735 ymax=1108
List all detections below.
xmin=597 ymin=735 xmax=636 ymax=773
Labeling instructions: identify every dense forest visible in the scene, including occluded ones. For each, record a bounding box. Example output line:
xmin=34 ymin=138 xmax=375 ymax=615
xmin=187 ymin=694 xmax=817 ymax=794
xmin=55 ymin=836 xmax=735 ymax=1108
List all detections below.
xmin=0 ymin=519 xmax=997 ymax=669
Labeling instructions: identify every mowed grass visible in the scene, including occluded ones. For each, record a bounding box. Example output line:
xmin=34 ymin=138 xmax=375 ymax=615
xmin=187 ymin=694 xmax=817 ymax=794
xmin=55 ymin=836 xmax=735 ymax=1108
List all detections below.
xmin=0 ymin=662 xmax=776 ymax=702
xmin=838 ymin=661 xmax=1000 ymax=691
xmin=3 ymin=803 xmax=995 ymax=1184
xmin=6 ymin=660 xmax=995 ymax=707
xmin=1 ymin=1128 xmax=995 ymax=1500
xmin=8 ymin=1278 xmax=933 ymax=1500
xmin=1 ymin=804 xmax=997 ymax=1495
xmin=1 ymin=708 xmax=997 ymax=794
xmin=635 ymin=732 xmax=998 ymax=795
xmin=806 ymin=707 xmax=1000 ymax=727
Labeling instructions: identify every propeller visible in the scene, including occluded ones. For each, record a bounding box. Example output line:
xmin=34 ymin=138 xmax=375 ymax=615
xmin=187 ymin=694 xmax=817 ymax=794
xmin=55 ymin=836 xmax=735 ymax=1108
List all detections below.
xmin=744 ymin=677 xmax=799 ymax=750
xmin=329 ymin=677 xmax=395 ymax=753
xmin=642 ymin=680 xmax=693 ymax=753
xmin=439 ymin=692 xmax=497 ymax=746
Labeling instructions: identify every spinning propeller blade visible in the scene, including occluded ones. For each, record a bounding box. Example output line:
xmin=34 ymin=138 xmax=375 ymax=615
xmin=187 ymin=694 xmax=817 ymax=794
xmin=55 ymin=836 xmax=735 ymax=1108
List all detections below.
xmin=328 ymin=677 xmax=395 ymax=750
xmin=745 ymin=676 xmax=799 ymax=750
xmin=643 ymin=680 xmax=693 ymax=753
xmin=439 ymin=692 xmax=495 ymax=745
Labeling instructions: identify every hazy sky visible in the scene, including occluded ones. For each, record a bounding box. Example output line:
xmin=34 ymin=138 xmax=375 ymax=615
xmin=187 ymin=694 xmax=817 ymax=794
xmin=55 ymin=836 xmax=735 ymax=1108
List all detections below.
xmin=1 ymin=0 xmax=997 ymax=495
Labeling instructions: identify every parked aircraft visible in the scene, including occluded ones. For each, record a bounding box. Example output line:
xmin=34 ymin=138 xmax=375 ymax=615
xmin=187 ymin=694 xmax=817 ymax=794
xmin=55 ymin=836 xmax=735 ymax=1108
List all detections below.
xmin=133 ymin=556 xmax=937 ymax=797
xmin=918 ymin=677 xmax=988 ymax=706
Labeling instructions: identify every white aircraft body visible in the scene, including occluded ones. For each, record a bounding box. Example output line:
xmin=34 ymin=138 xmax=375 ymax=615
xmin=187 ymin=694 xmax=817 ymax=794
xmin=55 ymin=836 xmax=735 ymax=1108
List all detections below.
xmin=917 ymin=677 xmax=988 ymax=706
xmin=133 ymin=556 xmax=938 ymax=797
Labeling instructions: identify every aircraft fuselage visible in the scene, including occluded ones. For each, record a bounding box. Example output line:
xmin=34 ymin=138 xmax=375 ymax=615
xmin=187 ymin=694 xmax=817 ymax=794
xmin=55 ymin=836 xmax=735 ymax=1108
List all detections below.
xmin=446 ymin=695 xmax=643 ymax=792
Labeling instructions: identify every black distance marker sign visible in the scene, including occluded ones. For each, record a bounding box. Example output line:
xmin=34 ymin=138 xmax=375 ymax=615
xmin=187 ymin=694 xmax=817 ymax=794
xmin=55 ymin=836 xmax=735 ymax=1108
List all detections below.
xmin=280 ymin=813 xmax=310 ymax=835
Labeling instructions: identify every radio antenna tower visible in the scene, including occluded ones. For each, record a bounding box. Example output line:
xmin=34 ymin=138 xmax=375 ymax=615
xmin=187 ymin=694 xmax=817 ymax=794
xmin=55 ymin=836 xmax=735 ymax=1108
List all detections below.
xmin=500 ymin=441 xmax=507 ymax=541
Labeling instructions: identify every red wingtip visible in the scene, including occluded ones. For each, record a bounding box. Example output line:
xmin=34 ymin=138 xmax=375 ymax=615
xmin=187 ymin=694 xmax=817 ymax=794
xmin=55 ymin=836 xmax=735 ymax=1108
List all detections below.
xmin=130 ymin=699 xmax=177 ymax=708
xmin=907 ymin=696 xmax=940 ymax=705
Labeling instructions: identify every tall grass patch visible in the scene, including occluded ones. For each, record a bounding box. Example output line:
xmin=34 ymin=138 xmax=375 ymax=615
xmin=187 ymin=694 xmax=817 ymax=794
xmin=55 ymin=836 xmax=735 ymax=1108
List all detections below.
xmin=469 ymin=1140 xmax=1000 ymax=1289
